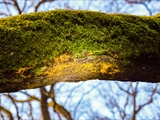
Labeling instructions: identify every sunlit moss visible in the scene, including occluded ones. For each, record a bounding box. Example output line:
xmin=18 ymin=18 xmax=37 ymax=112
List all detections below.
xmin=0 ymin=10 xmax=160 ymax=78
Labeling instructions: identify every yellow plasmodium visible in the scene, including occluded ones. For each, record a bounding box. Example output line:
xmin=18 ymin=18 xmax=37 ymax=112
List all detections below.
xmin=15 ymin=54 xmax=120 ymax=80
xmin=100 ymin=63 xmax=120 ymax=76
xmin=42 ymin=54 xmax=120 ymax=80
xmin=16 ymin=67 xmax=32 ymax=78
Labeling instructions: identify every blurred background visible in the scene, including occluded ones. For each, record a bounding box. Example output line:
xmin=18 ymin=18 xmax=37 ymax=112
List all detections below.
xmin=0 ymin=0 xmax=160 ymax=120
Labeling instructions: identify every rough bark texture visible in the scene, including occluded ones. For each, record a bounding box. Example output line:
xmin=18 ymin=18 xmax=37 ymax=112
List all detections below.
xmin=0 ymin=10 xmax=160 ymax=93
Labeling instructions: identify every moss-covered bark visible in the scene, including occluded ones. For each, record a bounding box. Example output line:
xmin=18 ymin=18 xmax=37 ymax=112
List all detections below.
xmin=0 ymin=10 xmax=160 ymax=92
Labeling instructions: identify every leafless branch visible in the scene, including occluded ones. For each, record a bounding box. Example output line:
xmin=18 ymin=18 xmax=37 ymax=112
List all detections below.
xmin=40 ymin=87 xmax=51 ymax=120
xmin=42 ymin=84 xmax=72 ymax=120
xmin=7 ymin=94 xmax=21 ymax=120
xmin=35 ymin=0 xmax=54 ymax=12
xmin=142 ymin=2 xmax=152 ymax=15
xmin=0 ymin=12 xmax=9 ymax=17
xmin=116 ymin=82 xmax=133 ymax=95
xmin=131 ymin=82 xmax=139 ymax=120
xmin=21 ymin=0 xmax=27 ymax=13
xmin=2 ymin=0 xmax=13 ymax=16
xmin=136 ymin=84 xmax=159 ymax=112
xmin=64 ymin=84 xmax=82 ymax=106
xmin=73 ymin=82 xmax=102 ymax=118
xmin=126 ymin=0 xmax=151 ymax=4
xmin=126 ymin=0 xmax=152 ymax=15
xmin=12 ymin=0 xmax=22 ymax=14
xmin=0 ymin=106 xmax=13 ymax=120
xmin=28 ymin=101 xmax=34 ymax=120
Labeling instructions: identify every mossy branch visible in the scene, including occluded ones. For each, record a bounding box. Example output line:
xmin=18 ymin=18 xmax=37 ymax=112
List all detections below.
xmin=0 ymin=10 xmax=160 ymax=92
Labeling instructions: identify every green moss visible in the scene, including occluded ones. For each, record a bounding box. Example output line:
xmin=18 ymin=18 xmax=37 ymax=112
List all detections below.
xmin=0 ymin=10 xmax=160 ymax=73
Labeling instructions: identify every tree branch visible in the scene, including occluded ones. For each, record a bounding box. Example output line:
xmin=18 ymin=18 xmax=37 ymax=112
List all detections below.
xmin=0 ymin=10 xmax=160 ymax=92
xmin=0 ymin=106 xmax=13 ymax=120
xmin=12 ymin=0 xmax=22 ymax=14
xmin=41 ymin=84 xmax=72 ymax=120
xmin=40 ymin=87 xmax=51 ymax=120
xmin=34 ymin=0 xmax=54 ymax=12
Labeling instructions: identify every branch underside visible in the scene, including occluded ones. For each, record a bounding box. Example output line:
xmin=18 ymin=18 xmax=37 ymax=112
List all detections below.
xmin=1 ymin=54 xmax=160 ymax=92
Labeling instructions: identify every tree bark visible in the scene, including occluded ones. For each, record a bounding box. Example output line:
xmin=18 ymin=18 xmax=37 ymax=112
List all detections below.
xmin=0 ymin=10 xmax=160 ymax=93
xmin=40 ymin=87 xmax=51 ymax=120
